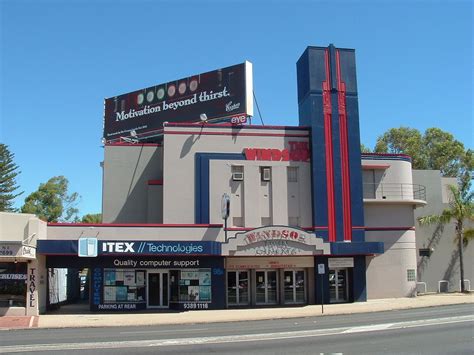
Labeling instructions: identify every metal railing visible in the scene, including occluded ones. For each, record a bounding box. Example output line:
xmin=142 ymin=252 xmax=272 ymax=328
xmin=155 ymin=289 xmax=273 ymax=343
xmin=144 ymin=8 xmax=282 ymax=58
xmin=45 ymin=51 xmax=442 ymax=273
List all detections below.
xmin=363 ymin=183 xmax=426 ymax=201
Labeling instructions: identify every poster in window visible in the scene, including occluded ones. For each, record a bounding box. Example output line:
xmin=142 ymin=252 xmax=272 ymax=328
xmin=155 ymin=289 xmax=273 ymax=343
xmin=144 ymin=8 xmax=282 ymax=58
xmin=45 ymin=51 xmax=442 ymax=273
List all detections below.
xmin=187 ymin=286 xmax=200 ymax=301
xmin=104 ymin=287 xmax=115 ymax=302
xmin=136 ymin=271 xmax=145 ymax=286
xmin=123 ymin=271 xmax=135 ymax=286
xmin=181 ymin=270 xmax=199 ymax=280
xmin=199 ymin=271 xmax=211 ymax=286
xmin=199 ymin=286 xmax=211 ymax=301
xmin=104 ymin=271 xmax=116 ymax=285
xmin=116 ymin=287 xmax=128 ymax=301
xmin=115 ymin=270 xmax=124 ymax=282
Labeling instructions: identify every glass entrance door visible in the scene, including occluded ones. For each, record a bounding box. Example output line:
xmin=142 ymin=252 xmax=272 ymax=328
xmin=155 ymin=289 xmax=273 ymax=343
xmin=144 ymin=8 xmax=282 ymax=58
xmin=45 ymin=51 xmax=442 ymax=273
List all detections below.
xmin=227 ymin=271 xmax=249 ymax=305
xmin=256 ymin=270 xmax=277 ymax=305
xmin=284 ymin=270 xmax=305 ymax=304
xmin=329 ymin=269 xmax=348 ymax=303
xmin=147 ymin=271 xmax=169 ymax=308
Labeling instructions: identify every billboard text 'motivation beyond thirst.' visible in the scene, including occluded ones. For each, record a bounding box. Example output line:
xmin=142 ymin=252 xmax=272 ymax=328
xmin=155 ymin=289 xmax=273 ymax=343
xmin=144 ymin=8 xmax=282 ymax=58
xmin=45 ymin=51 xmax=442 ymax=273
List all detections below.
xmin=103 ymin=61 xmax=253 ymax=141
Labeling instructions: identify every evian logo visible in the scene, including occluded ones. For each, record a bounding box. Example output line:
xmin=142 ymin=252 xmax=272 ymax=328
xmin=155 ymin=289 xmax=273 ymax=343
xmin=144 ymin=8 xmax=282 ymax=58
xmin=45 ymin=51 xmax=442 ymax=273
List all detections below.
xmin=226 ymin=101 xmax=240 ymax=112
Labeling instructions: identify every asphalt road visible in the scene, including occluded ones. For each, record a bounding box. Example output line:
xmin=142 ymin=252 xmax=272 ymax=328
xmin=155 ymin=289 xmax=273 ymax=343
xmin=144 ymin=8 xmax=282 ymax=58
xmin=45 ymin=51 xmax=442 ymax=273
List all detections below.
xmin=1 ymin=304 xmax=473 ymax=354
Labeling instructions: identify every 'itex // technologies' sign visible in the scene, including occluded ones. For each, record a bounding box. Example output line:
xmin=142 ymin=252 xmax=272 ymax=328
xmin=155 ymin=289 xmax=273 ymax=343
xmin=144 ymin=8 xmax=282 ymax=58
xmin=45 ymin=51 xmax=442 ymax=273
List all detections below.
xmin=78 ymin=240 xmax=221 ymax=257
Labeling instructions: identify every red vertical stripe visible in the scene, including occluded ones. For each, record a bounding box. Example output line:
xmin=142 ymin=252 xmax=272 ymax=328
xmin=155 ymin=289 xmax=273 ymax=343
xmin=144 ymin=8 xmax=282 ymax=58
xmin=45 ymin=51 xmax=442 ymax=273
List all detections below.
xmin=336 ymin=50 xmax=352 ymax=241
xmin=323 ymin=50 xmax=336 ymax=242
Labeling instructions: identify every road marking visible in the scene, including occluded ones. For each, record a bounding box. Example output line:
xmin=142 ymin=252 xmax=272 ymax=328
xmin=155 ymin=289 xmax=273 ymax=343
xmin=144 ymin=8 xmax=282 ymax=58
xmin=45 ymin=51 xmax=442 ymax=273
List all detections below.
xmin=1 ymin=315 xmax=472 ymax=353
xmin=343 ymin=323 xmax=393 ymax=333
xmin=120 ymin=327 xmax=209 ymax=335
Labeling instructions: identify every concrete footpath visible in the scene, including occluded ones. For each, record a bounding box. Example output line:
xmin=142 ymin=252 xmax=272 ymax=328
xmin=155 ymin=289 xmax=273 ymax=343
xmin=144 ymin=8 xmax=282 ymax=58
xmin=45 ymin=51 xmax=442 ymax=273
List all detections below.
xmin=1 ymin=293 xmax=473 ymax=330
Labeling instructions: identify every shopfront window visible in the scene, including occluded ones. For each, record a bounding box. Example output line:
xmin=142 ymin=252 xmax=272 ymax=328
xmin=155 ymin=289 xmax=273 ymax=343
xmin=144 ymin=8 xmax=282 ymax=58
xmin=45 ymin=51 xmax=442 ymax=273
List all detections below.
xmin=178 ymin=269 xmax=212 ymax=302
xmin=0 ymin=263 xmax=27 ymax=307
xmin=103 ymin=269 xmax=147 ymax=304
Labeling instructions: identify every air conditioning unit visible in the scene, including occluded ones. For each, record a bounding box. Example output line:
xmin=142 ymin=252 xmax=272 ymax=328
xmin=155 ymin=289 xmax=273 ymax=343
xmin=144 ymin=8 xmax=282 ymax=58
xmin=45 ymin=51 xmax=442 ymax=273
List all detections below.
xmin=261 ymin=167 xmax=271 ymax=181
xmin=232 ymin=172 xmax=244 ymax=181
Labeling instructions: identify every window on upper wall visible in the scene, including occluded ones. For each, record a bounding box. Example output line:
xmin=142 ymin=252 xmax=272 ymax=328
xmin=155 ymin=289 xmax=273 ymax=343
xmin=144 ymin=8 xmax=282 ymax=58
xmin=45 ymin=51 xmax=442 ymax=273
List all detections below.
xmin=260 ymin=167 xmax=271 ymax=182
xmin=287 ymin=167 xmax=298 ymax=182
xmin=231 ymin=165 xmax=244 ymax=181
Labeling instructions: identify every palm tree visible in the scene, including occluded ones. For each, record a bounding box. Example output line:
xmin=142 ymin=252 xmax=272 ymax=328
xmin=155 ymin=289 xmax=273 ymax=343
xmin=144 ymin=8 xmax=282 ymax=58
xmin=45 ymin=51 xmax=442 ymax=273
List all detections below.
xmin=418 ymin=184 xmax=474 ymax=292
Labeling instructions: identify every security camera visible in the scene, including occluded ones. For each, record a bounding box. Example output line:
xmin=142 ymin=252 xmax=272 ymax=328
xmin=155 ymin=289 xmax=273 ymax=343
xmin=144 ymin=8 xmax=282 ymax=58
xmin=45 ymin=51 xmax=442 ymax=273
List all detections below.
xmin=200 ymin=113 xmax=208 ymax=122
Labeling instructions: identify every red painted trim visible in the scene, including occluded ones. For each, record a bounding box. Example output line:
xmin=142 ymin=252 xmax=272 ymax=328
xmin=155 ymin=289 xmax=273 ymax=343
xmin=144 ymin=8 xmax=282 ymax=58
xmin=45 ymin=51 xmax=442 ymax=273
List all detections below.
xmin=323 ymin=49 xmax=336 ymax=243
xmin=165 ymin=122 xmax=311 ymax=130
xmin=321 ymin=254 xmax=377 ymax=257
xmin=362 ymin=152 xmax=412 ymax=159
xmin=226 ymin=227 xmax=317 ymax=232
xmin=352 ymin=226 xmax=415 ymax=231
xmin=361 ymin=164 xmax=390 ymax=170
xmin=336 ymin=49 xmax=352 ymax=242
xmin=47 ymin=223 xmax=223 ymax=228
xmin=164 ymin=131 xmax=309 ymax=138
xmin=39 ymin=253 xmax=219 ymax=256
xmin=106 ymin=143 xmax=162 ymax=147
xmin=148 ymin=180 xmax=163 ymax=185
xmin=365 ymin=226 xmax=415 ymax=231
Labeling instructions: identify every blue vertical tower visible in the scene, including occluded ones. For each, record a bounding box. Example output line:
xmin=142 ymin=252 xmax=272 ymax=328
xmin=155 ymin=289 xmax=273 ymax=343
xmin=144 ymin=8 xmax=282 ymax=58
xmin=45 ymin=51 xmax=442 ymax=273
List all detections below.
xmin=297 ymin=44 xmax=365 ymax=243
xmin=297 ymin=45 xmax=383 ymax=302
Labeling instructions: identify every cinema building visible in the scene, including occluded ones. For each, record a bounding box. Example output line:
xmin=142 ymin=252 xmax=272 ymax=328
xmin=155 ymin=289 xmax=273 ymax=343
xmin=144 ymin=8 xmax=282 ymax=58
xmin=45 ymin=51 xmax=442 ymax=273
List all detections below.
xmin=25 ymin=45 xmax=428 ymax=313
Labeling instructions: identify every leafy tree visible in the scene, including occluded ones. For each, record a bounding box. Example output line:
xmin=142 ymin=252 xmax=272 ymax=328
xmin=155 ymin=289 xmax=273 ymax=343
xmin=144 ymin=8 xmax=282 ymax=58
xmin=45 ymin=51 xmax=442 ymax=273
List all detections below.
xmin=423 ymin=128 xmax=465 ymax=177
xmin=374 ymin=127 xmax=470 ymax=177
xmin=0 ymin=144 xmax=23 ymax=211
xmin=81 ymin=213 xmax=102 ymax=223
xmin=418 ymin=184 xmax=474 ymax=292
xmin=21 ymin=176 xmax=80 ymax=222
xmin=458 ymin=149 xmax=474 ymax=192
xmin=360 ymin=144 xmax=372 ymax=153
xmin=374 ymin=127 xmax=426 ymax=169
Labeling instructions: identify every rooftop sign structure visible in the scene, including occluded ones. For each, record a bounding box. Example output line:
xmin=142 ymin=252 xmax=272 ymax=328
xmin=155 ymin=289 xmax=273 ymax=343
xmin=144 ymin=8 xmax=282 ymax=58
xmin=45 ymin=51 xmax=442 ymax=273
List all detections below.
xmin=103 ymin=62 xmax=253 ymax=142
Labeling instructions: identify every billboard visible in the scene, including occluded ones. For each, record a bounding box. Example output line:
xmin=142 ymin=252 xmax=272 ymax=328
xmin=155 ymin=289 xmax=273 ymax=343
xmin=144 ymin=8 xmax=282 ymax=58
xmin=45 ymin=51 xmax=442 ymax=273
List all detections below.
xmin=103 ymin=61 xmax=253 ymax=141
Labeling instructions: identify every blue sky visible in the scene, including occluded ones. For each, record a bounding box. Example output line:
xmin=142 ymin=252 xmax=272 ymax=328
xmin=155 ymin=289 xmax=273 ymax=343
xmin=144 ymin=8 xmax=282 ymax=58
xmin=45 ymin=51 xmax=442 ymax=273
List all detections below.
xmin=1 ymin=0 xmax=472 ymax=217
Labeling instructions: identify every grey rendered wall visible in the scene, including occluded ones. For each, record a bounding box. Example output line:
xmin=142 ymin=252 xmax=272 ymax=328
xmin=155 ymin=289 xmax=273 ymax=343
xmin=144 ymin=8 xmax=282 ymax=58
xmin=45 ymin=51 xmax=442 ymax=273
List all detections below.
xmin=363 ymin=159 xmax=418 ymax=299
xmin=162 ymin=126 xmax=311 ymax=225
xmin=102 ymin=145 xmax=163 ymax=223
xmin=365 ymin=205 xmax=417 ymax=298
xmin=209 ymin=160 xmax=312 ymax=228
xmin=413 ymin=170 xmax=473 ymax=292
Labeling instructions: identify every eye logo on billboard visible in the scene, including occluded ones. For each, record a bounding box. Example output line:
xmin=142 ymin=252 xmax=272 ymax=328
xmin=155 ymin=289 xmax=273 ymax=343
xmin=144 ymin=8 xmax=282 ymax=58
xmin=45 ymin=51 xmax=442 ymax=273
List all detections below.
xmin=104 ymin=62 xmax=253 ymax=142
